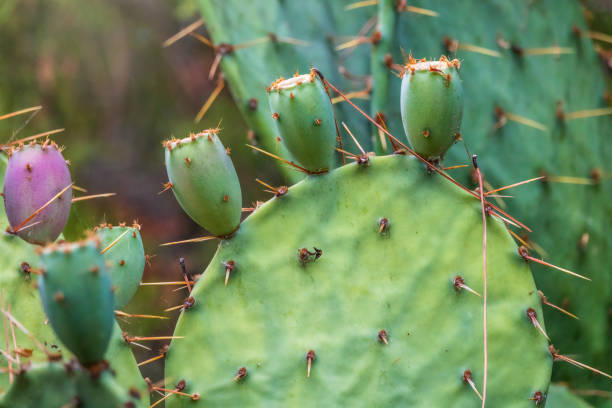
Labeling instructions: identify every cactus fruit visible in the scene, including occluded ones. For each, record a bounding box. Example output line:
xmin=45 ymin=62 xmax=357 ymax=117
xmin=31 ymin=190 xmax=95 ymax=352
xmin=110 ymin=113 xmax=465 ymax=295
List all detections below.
xmin=267 ymin=69 xmax=337 ymax=173
xmin=165 ymin=155 xmax=552 ymax=406
xmin=38 ymin=238 xmax=115 ymax=367
xmin=193 ymin=0 xmax=612 ymax=397
xmin=164 ymin=130 xmax=242 ymax=237
xmin=94 ymin=223 xmax=146 ymax=309
xmin=400 ymin=56 xmax=463 ymax=161
xmin=2 ymin=141 xmax=72 ymax=245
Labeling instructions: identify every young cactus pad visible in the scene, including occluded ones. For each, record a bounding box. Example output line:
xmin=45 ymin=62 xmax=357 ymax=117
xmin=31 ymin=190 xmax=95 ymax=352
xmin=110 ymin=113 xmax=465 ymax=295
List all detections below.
xmin=164 ymin=130 xmax=242 ymax=237
xmin=400 ymin=56 xmax=464 ymax=161
xmin=2 ymin=141 xmax=72 ymax=245
xmin=38 ymin=238 xmax=115 ymax=366
xmin=166 ymin=156 xmax=552 ymax=406
xmin=94 ymin=223 xmax=145 ymax=310
xmin=267 ymin=69 xmax=337 ymax=173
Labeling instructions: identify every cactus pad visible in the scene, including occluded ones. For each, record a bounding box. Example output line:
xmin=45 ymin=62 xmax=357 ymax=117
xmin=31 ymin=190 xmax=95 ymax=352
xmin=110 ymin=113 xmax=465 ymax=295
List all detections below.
xmin=94 ymin=223 xmax=146 ymax=310
xmin=166 ymin=156 xmax=552 ymax=406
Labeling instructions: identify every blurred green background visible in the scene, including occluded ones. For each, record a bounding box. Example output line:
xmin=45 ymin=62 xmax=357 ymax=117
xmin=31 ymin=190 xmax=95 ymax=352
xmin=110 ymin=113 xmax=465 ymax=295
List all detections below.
xmin=0 ymin=0 xmax=288 ymax=387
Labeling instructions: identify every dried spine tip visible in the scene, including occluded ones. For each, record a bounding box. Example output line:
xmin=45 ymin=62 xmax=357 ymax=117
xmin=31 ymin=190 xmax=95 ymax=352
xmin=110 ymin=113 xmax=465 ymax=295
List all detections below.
xmin=223 ymin=260 xmax=235 ymax=286
xmin=378 ymin=330 xmax=389 ymax=344
xmin=306 ymin=350 xmax=315 ymax=378
xmin=462 ymin=370 xmax=483 ymax=400
xmin=526 ymin=307 xmax=550 ymax=341
xmin=234 ymin=366 xmax=247 ymax=382
xmin=453 ymin=276 xmax=481 ymax=297
xmin=378 ymin=217 xmax=389 ymax=234
xmin=529 ymin=391 xmax=544 ymax=405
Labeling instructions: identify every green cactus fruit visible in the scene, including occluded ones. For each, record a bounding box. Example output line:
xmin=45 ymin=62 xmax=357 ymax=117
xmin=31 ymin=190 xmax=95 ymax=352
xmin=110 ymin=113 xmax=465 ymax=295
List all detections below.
xmin=400 ymin=56 xmax=464 ymax=161
xmin=94 ymin=222 xmax=145 ymax=310
xmin=166 ymin=155 xmax=552 ymax=406
xmin=38 ymin=238 xmax=115 ymax=366
xmin=267 ymin=70 xmax=337 ymax=173
xmin=0 ymin=362 xmax=146 ymax=408
xmin=164 ymin=130 xmax=242 ymax=237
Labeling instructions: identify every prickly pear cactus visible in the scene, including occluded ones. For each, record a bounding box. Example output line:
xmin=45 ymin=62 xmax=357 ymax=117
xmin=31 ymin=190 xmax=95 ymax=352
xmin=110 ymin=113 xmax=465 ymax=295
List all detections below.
xmin=0 ymin=155 xmax=148 ymax=405
xmin=165 ymin=155 xmax=552 ymax=406
xmin=194 ymin=0 xmax=611 ymax=396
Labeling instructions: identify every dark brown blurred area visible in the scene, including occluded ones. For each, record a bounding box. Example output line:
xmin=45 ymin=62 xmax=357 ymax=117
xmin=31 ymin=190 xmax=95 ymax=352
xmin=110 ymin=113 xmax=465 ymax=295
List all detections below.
xmin=0 ymin=0 xmax=284 ymax=387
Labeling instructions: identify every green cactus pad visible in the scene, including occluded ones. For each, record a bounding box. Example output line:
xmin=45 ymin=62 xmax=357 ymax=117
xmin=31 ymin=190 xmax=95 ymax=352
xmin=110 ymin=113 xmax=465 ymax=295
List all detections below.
xmin=38 ymin=238 xmax=115 ymax=366
xmin=164 ymin=130 xmax=242 ymax=237
xmin=268 ymin=70 xmax=337 ymax=173
xmin=94 ymin=223 xmax=145 ymax=310
xmin=400 ymin=57 xmax=463 ymax=160
xmin=166 ymin=156 xmax=552 ymax=406
xmin=0 ymin=362 xmax=146 ymax=408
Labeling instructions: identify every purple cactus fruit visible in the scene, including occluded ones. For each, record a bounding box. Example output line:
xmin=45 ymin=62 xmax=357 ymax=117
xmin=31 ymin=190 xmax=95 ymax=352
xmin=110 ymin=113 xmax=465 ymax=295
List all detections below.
xmin=3 ymin=142 xmax=72 ymax=245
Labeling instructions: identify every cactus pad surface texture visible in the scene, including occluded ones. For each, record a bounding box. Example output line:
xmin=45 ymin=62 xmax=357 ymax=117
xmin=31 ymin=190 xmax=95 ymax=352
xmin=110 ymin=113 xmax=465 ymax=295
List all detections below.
xmin=197 ymin=0 xmax=612 ymax=398
xmin=165 ymin=155 xmax=552 ymax=407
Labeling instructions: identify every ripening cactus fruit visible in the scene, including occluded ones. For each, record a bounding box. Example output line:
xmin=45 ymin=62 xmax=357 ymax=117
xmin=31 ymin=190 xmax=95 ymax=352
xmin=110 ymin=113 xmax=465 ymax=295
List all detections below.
xmin=165 ymin=155 xmax=552 ymax=406
xmin=267 ymin=69 xmax=337 ymax=173
xmin=400 ymin=56 xmax=463 ymax=161
xmin=94 ymin=222 xmax=145 ymax=309
xmin=194 ymin=1 xmax=611 ymax=397
xmin=3 ymin=141 xmax=72 ymax=245
xmin=38 ymin=237 xmax=115 ymax=367
xmin=164 ymin=130 xmax=242 ymax=237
